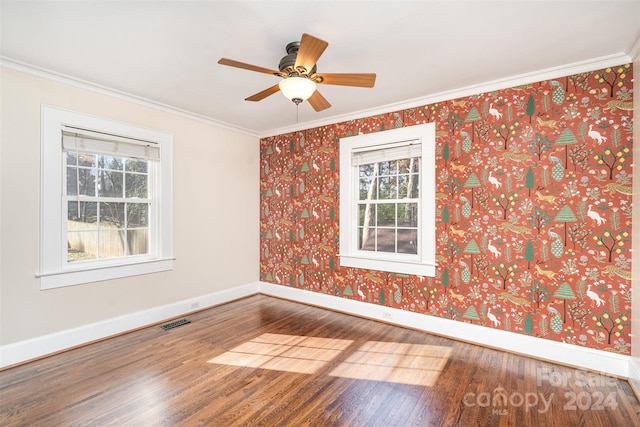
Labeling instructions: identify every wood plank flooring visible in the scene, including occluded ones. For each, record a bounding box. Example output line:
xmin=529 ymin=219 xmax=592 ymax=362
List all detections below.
xmin=1 ymin=294 xmax=639 ymax=426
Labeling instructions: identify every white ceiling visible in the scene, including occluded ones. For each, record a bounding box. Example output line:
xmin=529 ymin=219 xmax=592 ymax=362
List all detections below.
xmin=1 ymin=1 xmax=639 ymax=137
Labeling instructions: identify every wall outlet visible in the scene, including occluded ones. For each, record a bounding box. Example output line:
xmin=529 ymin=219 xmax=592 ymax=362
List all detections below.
xmin=190 ymin=302 xmax=200 ymax=310
xmin=382 ymin=311 xmax=393 ymax=320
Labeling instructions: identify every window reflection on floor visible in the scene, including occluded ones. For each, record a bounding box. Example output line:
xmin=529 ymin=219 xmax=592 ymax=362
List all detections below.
xmin=207 ymin=333 xmax=354 ymax=374
xmin=208 ymin=333 xmax=451 ymax=386
xmin=329 ymin=340 xmax=451 ymax=386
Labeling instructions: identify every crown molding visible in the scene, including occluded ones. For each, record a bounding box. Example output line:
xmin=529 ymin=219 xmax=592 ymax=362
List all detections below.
xmin=261 ymin=52 xmax=632 ymax=138
xmin=2 ymin=52 xmax=631 ymax=140
xmin=0 ymin=56 xmax=260 ymax=138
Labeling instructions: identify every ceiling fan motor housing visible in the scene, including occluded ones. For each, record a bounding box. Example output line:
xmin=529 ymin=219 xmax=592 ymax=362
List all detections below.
xmin=279 ymin=41 xmax=316 ymax=76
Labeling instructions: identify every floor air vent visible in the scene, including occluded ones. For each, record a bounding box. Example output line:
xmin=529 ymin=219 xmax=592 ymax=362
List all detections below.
xmin=160 ymin=318 xmax=191 ymax=330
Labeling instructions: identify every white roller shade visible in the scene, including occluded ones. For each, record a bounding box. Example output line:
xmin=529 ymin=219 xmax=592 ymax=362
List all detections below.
xmin=351 ymin=140 xmax=421 ymax=166
xmin=62 ymin=126 xmax=160 ymax=161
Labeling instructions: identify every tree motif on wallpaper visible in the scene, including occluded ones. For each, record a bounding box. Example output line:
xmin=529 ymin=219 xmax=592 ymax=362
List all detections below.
xmin=259 ymin=63 xmax=633 ymax=355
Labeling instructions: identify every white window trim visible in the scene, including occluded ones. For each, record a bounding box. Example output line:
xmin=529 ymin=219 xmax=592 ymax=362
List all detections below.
xmin=339 ymin=123 xmax=436 ymax=277
xmin=39 ymin=105 xmax=174 ymax=289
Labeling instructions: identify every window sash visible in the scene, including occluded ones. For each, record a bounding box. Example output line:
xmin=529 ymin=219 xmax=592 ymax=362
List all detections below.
xmin=356 ymin=150 xmax=421 ymax=258
xmin=63 ymin=154 xmax=154 ymax=263
xmin=355 ymin=181 xmax=421 ymax=261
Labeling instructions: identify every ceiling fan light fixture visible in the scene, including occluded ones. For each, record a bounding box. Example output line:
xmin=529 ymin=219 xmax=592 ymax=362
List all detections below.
xmin=278 ymin=77 xmax=316 ymax=104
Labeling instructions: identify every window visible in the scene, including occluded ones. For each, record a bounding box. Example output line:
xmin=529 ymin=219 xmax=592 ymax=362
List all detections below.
xmin=339 ymin=123 xmax=436 ymax=276
xmin=40 ymin=106 xmax=174 ymax=289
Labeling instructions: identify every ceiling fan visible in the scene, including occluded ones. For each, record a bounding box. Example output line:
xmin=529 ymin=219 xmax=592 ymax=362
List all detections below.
xmin=218 ymin=33 xmax=376 ymax=112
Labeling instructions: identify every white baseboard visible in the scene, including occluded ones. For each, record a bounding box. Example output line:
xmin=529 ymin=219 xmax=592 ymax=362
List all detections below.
xmin=0 ymin=282 xmax=260 ymax=368
xmin=259 ymin=282 xmax=630 ymax=378
xmin=1 ymin=281 xmax=630 ymax=379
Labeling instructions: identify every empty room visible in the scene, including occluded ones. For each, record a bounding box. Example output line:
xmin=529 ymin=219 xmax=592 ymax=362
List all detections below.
xmin=1 ymin=1 xmax=640 ymax=425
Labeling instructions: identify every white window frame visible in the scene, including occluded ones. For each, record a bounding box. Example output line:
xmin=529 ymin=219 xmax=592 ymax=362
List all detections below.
xmin=39 ymin=105 xmax=174 ymax=289
xmin=339 ymin=123 xmax=436 ymax=277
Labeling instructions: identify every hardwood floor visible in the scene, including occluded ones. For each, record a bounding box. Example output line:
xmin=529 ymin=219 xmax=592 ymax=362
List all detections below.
xmin=1 ymin=294 xmax=639 ymax=426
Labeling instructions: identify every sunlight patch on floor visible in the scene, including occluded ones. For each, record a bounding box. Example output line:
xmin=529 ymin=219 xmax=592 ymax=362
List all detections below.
xmin=207 ymin=333 xmax=354 ymax=374
xmin=208 ymin=333 xmax=452 ymax=386
xmin=329 ymin=341 xmax=452 ymax=386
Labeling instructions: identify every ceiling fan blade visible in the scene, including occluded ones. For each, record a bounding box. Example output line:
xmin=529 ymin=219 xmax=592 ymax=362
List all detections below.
xmin=218 ymin=58 xmax=281 ymax=76
xmin=294 ymin=33 xmax=328 ymax=74
xmin=245 ymin=84 xmax=281 ymax=101
xmin=318 ymin=73 xmax=376 ymax=88
xmin=307 ymin=90 xmax=331 ymax=112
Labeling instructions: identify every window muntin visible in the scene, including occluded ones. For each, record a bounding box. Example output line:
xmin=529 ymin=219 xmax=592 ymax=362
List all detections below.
xmin=40 ymin=106 xmax=174 ymax=289
xmin=339 ymin=123 xmax=436 ymax=277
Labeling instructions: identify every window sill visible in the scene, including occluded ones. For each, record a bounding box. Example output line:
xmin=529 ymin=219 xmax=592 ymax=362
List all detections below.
xmin=338 ymin=254 xmax=436 ymax=277
xmin=37 ymin=257 xmax=175 ymax=290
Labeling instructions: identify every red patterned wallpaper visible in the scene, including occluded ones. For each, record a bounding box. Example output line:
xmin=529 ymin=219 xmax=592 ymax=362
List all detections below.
xmin=260 ymin=64 xmax=633 ymax=354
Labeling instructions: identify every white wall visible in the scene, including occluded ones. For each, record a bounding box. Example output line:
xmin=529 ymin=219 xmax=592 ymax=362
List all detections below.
xmin=0 ymin=67 xmax=260 ymax=347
